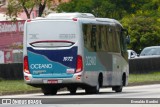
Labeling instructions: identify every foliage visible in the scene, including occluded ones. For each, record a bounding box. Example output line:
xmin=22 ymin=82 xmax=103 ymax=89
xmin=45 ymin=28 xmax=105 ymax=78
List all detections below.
xmin=57 ymin=0 xmax=117 ymax=18
xmin=57 ymin=0 xmax=148 ymax=19
xmin=7 ymin=0 xmax=53 ymax=19
xmin=121 ymin=15 xmax=160 ymax=53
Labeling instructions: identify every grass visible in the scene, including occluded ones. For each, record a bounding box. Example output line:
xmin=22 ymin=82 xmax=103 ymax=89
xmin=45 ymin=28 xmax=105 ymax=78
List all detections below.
xmin=129 ymin=72 xmax=160 ymax=83
xmin=0 ymin=72 xmax=160 ymax=94
xmin=0 ymin=80 xmax=39 ymax=94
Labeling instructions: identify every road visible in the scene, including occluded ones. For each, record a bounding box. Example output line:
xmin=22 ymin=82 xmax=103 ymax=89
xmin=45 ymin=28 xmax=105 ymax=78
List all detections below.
xmin=0 ymin=84 xmax=160 ymax=107
xmin=1 ymin=84 xmax=160 ymax=98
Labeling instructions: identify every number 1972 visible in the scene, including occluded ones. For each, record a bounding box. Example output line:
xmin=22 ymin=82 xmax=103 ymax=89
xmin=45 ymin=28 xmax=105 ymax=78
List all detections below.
xmin=63 ymin=57 xmax=73 ymax=62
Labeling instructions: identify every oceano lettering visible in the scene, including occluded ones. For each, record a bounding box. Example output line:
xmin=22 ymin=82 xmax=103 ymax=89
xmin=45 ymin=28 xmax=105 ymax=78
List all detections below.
xmin=30 ymin=64 xmax=52 ymax=69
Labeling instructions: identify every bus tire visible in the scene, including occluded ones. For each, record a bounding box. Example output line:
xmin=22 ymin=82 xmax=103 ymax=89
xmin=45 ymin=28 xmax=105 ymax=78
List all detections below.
xmin=67 ymin=87 xmax=77 ymax=95
xmin=85 ymin=84 xmax=100 ymax=94
xmin=112 ymin=74 xmax=126 ymax=92
xmin=85 ymin=75 xmax=101 ymax=94
xmin=93 ymin=82 xmax=100 ymax=94
xmin=41 ymin=87 xmax=58 ymax=95
xmin=112 ymin=86 xmax=122 ymax=92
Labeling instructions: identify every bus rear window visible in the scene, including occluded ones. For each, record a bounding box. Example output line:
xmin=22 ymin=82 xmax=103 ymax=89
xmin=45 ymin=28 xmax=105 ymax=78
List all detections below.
xmin=30 ymin=41 xmax=74 ymax=48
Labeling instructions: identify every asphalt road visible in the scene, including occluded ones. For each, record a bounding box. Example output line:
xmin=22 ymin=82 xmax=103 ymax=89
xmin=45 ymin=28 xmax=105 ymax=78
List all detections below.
xmin=0 ymin=84 xmax=160 ymax=107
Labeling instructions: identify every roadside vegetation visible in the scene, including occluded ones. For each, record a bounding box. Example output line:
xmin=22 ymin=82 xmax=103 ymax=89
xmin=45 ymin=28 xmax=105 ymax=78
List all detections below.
xmin=0 ymin=72 xmax=160 ymax=95
xmin=129 ymin=72 xmax=160 ymax=83
xmin=0 ymin=80 xmax=39 ymax=95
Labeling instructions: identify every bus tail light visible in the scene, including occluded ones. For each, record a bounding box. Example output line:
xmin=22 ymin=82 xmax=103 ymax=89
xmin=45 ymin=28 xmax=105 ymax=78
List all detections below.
xmin=24 ymin=76 xmax=30 ymax=81
xmin=24 ymin=56 xmax=30 ymax=74
xmin=76 ymin=55 xmax=83 ymax=73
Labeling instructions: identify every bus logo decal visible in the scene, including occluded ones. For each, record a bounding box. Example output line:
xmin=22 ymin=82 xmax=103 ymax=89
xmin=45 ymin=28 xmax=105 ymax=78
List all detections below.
xmin=30 ymin=64 xmax=52 ymax=69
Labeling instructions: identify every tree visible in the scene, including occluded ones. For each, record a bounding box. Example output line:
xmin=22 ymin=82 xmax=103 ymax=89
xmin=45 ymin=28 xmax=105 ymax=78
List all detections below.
xmin=121 ymin=15 xmax=160 ymax=53
xmin=56 ymin=0 xmax=148 ymax=20
xmin=7 ymin=0 xmax=53 ymax=19
xmin=57 ymin=0 xmax=116 ymax=18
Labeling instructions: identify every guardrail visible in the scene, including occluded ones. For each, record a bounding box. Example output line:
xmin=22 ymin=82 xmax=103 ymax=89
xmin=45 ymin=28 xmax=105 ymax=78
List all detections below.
xmin=0 ymin=63 xmax=23 ymax=80
xmin=129 ymin=56 xmax=160 ymax=74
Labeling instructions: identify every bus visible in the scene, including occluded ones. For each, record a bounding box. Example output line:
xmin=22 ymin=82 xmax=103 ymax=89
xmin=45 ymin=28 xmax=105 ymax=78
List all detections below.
xmin=23 ymin=13 xmax=129 ymax=95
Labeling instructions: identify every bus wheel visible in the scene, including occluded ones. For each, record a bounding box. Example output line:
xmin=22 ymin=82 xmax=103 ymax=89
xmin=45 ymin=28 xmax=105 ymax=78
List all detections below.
xmin=93 ymin=82 xmax=100 ymax=93
xmin=112 ymin=74 xmax=125 ymax=92
xmin=41 ymin=87 xmax=58 ymax=95
xmin=85 ymin=81 xmax=100 ymax=94
xmin=85 ymin=84 xmax=99 ymax=94
xmin=67 ymin=87 xmax=77 ymax=95
xmin=112 ymin=86 xmax=122 ymax=92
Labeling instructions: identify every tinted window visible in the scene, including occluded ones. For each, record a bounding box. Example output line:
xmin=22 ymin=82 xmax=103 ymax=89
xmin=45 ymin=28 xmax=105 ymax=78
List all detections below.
xmin=83 ymin=24 xmax=121 ymax=53
xmin=140 ymin=47 xmax=160 ymax=56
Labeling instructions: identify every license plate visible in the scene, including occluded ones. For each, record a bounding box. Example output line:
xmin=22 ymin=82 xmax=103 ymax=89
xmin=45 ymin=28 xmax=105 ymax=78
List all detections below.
xmin=48 ymin=80 xmax=58 ymax=84
xmin=43 ymin=80 xmax=62 ymax=84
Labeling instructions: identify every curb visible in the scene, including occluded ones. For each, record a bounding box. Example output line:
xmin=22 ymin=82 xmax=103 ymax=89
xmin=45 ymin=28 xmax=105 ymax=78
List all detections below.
xmin=127 ymin=81 xmax=160 ymax=86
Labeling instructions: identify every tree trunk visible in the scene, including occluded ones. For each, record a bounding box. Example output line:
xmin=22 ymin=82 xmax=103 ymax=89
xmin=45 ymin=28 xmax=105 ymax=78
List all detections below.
xmin=38 ymin=1 xmax=46 ymax=17
xmin=26 ymin=13 xmax=31 ymax=19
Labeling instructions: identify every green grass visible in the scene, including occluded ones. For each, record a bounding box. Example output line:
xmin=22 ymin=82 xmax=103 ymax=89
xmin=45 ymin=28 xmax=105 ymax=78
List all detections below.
xmin=0 ymin=72 xmax=160 ymax=94
xmin=129 ymin=72 xmax=160 ymax=83
xmin=0 ymin=80 xmax=39 ymax=94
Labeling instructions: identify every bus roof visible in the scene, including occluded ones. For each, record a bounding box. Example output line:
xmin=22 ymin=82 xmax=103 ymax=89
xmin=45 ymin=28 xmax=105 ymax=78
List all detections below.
xmin=46 ymin=13 xmax=95 ymax=19
xmin=28 ymin=13 xmax=122 ymax=27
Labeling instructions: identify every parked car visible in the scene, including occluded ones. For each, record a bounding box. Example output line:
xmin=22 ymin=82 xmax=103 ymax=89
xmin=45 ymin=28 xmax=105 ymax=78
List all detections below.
xmin=127 ymin=50 xmax=138 ymax=59
xmin=140 ymin=46 xmax=160 ymax=57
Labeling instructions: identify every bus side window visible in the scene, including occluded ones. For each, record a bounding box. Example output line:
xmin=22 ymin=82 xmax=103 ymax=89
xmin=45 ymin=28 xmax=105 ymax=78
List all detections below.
xmin=91 ymin=25 xmax=97 ymax=51
xmin=98 ymin=25 xmax=102 ymax=50
xmin=101 ymin=25 xmax=107 ymax=51
xmin=83 ymin=24 xmax=87 ymax=45
xmin=113 ymin=26 xmax=120 ymax=53
xmin=108 ymin=27 xmax=113 ymax=52
xmin=95 ymin=25 xmax=101 ymax=51
xmin=121 ymin=29 xmax=127 ymax=52
xmin=115 ymin=29 xmax=121 ymax=53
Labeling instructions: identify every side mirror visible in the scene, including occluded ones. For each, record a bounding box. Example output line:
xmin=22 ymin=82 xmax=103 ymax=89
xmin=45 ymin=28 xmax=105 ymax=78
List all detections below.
xmin=122 ymin=29 xmax=130 ymax=44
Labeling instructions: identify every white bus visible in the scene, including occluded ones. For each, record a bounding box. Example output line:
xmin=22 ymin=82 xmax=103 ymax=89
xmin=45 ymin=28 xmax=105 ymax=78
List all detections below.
xmin=23 ymin=13 xmax=129 ymax=95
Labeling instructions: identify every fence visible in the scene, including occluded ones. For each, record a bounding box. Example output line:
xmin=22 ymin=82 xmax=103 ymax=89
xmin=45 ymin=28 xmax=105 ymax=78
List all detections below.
xmin=0 ymin=63 xmax=23 ymax=80
xmin=129 ymin=56 xmax=160 ymax=74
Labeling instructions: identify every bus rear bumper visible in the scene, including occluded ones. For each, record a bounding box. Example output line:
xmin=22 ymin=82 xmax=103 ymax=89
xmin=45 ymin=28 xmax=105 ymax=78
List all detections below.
xmin=24 ymin=72 xmax=84 ymax=85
